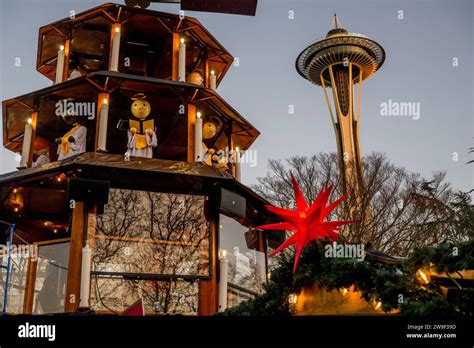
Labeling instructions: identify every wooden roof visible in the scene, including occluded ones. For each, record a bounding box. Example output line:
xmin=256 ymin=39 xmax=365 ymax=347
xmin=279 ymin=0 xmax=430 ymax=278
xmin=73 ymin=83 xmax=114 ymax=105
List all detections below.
xmin=0 ymin=152 xmax=279 ymax=243
xmin=2 ymin=71 xmax=260 ymax=157
xmin=36 ymin=3 xmax=233 ymax=84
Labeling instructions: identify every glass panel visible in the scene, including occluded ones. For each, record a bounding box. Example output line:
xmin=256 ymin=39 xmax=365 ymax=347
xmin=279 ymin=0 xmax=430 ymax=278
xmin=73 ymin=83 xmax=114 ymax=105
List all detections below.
xmin=219 ymin=214 xmax=266 ymax=294
xmin=0 ymin=251 xmax=29 ymax=314
xmin=93 ymin=189 xmax=210 ymax=277
xmin=33 ymin=243 xmax=69 ymax=314
xmin=90 ymin=276 xmax=199 ymax=315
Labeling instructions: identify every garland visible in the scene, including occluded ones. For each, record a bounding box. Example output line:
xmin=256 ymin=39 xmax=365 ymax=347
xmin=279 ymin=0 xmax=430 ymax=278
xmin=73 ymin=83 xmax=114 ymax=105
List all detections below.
xmin=221 ymin=239 xmax=474 ymax=316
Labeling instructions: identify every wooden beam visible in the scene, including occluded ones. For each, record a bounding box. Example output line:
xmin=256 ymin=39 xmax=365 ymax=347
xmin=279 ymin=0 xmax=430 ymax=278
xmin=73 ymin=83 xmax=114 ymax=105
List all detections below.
xmin=171 ymin=32 xmax=180 ymax=81
xmin=258 ymin=230 xmax=265 ymax=253
xmin=86 ymin=204 xmax=97 ymax=250
xmin=61 ymin=39 xmax=71 ymax=82
xmin=198 ymin=216 xmax=218 ymax=315
xmin=64 ymin=202 xmax=86 ymax=312
xmin=204 ymin=51 xmax=210 ymax=89
xmin=187 ymin=103 xmax=196 ymax=163
xmin=33 ymin=238 xmax=71 ymax=246
xmin=22 ymin=257 xmax=37 ymax=314
xmin=226 ymin=121 xmax=235 ymax=176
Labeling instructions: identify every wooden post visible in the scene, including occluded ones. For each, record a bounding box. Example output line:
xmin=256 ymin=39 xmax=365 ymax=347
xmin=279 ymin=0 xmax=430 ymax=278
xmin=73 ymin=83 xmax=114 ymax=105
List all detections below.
xmin=204 ymin=54 xmax=210 ymax=88
xmin=86 ymin=204 xmax=97 ymax=249
xmin=198 ymin=216 xmax=218 ymax=315
xmin=226 ymin=121 xmax=235 ymax=176
xmin=258 ymin=230 xmax=265 ymax=253
xmin=187 ymin=104 xmax=197 ymax=163
xmin=61 ymin=39 xmax=71 ymax=82
xmin=64 ymin=202 xmax=86 ymax=312
xmin=26 ymin=111 xmax=37 ymax=168
xmin=22 ymin=257 xmax=37 ymax=314
xmin=171 ymin=32 xmax=180 ymax=81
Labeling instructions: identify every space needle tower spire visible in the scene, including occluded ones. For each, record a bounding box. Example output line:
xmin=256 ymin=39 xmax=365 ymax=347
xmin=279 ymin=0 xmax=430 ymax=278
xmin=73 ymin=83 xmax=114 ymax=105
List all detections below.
xmin=296 ymin=14 xmax=385 ymax=194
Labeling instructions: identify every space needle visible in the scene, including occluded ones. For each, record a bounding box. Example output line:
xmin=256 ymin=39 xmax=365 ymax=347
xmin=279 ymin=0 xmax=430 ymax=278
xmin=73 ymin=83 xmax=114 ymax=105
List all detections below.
xmin=296 ymin=15 xmax=385 ymax=193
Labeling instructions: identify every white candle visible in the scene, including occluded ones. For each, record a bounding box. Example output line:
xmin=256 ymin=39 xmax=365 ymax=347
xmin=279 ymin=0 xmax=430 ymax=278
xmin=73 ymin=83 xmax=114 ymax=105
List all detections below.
xmin=210 ymin=70 xmax=217 ymax=90
xmin=234 ymin=148 xmax=241 ymax=182
xmin=194 ymin=113 xmax=203 ymax=162
xmin=110 ymin=26 xmax=121 ymax=71
xmin=55 ymin=45 xmax=65 ymax=84
xmin=79 ymin=244 xmax=92 ymax=308
xmin=179 ymin=38 xmax=186 ymax=82
xmin=98 ymin=98 xmax=109 ymax=151
xmin=20 ymin=118 xmax=33 ymax=168
xmin=218 ymin=250 xmax=228 ymax=312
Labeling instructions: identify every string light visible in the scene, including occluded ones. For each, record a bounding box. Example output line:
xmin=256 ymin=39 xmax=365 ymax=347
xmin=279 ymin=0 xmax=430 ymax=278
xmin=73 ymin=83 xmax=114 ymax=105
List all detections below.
xmin=416 ymin=269 xmax=430 ymax=285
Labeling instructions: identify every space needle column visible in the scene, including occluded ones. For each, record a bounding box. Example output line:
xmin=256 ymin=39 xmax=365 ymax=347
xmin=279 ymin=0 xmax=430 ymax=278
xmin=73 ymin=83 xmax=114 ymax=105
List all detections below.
xmin=295 ymin=15 xmax=385 ymax=194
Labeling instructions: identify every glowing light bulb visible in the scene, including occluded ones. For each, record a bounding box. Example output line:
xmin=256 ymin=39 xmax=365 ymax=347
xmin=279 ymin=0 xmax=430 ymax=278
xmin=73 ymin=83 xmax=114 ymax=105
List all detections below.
xmin=416 ymin=269 xmax=430 ymax=285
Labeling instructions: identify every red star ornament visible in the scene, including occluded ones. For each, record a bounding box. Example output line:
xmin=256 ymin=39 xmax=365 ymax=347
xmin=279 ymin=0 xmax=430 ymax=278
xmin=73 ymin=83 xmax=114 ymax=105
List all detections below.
xmin=257 ymin=175 xmax=357 ymax=273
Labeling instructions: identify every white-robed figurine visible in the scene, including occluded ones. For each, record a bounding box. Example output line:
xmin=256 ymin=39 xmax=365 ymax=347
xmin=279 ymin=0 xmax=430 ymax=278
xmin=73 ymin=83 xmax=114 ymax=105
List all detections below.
xmin=125 ymin=94 xmax=157 ymax=159
xmin=32 ymin=148 xmax=50 ymax=167
xmin=127 ymin=127 xmax=157 ymax=158
xmin=55 ymin=117 xmax=87 ymax=160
